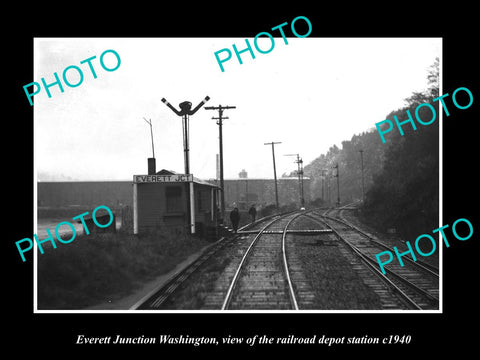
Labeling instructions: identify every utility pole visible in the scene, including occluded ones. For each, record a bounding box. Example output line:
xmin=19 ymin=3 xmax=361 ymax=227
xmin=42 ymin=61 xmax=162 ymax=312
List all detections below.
xmin=333 ymin=163 xmax=340 ymax=206
xmin=326 ymin=172 xmax=331 ymax=205
xmin=265 ymin=142 xmax=281 ymax=210
xmin=285 ymin=153 xmax=305 ymax=207
xmin=143 ymin=117 xmax=155 ymax=158
xmin=204 ymin=104 xmax=236 ymax=222
xmin=161 ymin=96 xmax=210 ymax=235
xmin=321 ymin=169 xmax=327 ymax=203
xmin=300 ymin=158 xmax=304 ymax=207
xmin=359 ymin=149 xmax=365 ymax=202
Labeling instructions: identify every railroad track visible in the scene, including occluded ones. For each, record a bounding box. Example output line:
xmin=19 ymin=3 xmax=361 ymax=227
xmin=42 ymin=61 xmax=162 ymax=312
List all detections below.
xmin=133 ymin=207 xmax=439 ymax=311
xmin=132 ymin=234 xmax=232 ymax=310
xmin=132 ymin=211 xmax=311 ymax=310
xmin=327 ymin=208 xmax=439 ymax=275
xmin=223 ymin=211 xmax=311 ymax=310
xmin=308 ymin=209 xmax=440 ymax=310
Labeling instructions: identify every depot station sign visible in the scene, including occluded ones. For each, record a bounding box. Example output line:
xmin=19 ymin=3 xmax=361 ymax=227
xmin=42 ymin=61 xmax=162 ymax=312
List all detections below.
xmin=133 ymin=174 xmax=193 ymax=184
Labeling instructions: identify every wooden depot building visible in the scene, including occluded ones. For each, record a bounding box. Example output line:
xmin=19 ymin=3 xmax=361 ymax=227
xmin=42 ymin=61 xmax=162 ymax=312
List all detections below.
xmin=133 ymin=168 xmax=220 ymax=238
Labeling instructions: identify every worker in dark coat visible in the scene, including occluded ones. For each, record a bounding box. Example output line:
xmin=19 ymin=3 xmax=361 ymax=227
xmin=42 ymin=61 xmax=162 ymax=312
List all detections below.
xmin=230 ymin=207 xmax=240 ymax=233
xmin=248 ymin=205 xmax=257 ymax=223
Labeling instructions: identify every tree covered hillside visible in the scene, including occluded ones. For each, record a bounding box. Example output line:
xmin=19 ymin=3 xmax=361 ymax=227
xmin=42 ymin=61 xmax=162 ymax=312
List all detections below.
xmin=304 ymin=130 xmax=386 ymax=205
xmin=304 ymin=58 xmax=439 ymax=239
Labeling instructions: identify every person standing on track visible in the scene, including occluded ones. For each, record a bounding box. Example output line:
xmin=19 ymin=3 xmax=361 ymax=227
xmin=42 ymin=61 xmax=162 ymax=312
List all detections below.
xmin=248 ymin=204 xmax=257 ymax=223
xmin=230 ymin=207 xmax=240 ymax=233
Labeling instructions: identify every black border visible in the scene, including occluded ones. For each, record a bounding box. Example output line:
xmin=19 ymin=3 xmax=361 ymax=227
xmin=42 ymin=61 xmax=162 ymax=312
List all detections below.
xmin=6 ymin=4 xmax=478 ymax=355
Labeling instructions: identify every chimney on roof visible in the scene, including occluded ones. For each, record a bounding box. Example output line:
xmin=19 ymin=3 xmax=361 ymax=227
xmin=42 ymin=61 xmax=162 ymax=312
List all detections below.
xmin=148 ymin=158 xmax=156 ymax=175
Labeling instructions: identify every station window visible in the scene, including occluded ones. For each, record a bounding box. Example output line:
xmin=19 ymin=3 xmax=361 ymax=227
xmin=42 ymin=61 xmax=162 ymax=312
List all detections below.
xmin=166 ymin=186 xmax=182 ymax=212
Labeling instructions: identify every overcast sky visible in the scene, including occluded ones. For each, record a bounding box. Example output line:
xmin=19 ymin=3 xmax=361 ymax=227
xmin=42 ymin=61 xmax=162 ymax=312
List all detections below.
xmin=34 ymin=37 xmax=441 ymax=181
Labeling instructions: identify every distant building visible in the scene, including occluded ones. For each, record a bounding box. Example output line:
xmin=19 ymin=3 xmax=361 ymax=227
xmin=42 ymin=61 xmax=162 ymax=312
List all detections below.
xmin=238 ymin=169 xmax=248 ymax=178
xmin=37 ymin=173 xmax=311 ymax=214
xmin=221 ymin=174 xmax=310 ymax=210
xmin=37 ymin=181 xmax=132 ymax=209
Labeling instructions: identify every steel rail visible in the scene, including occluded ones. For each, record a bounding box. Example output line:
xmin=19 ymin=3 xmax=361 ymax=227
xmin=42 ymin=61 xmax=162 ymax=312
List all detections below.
xmin=132 ymin=214 xmax=283 ymax=310
xmin=221 ymin=212 xmax=302 ymax=310
xmin=221 ymin=217 xmax=281 ymax=310
xmin=132 ymin=235 xmax=232 ymax=310
xmin=323 ymin=214 xmax=439 ymax=305
xmin=320 ymin=211 xmax=440 ymax=277
xmin=238 ymin=229 xmax=332 ymax=235
xmin=281 ymin=214 xmax=304 ymax=310
xmin=302 ymin=213 xmax=427 ymax=310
